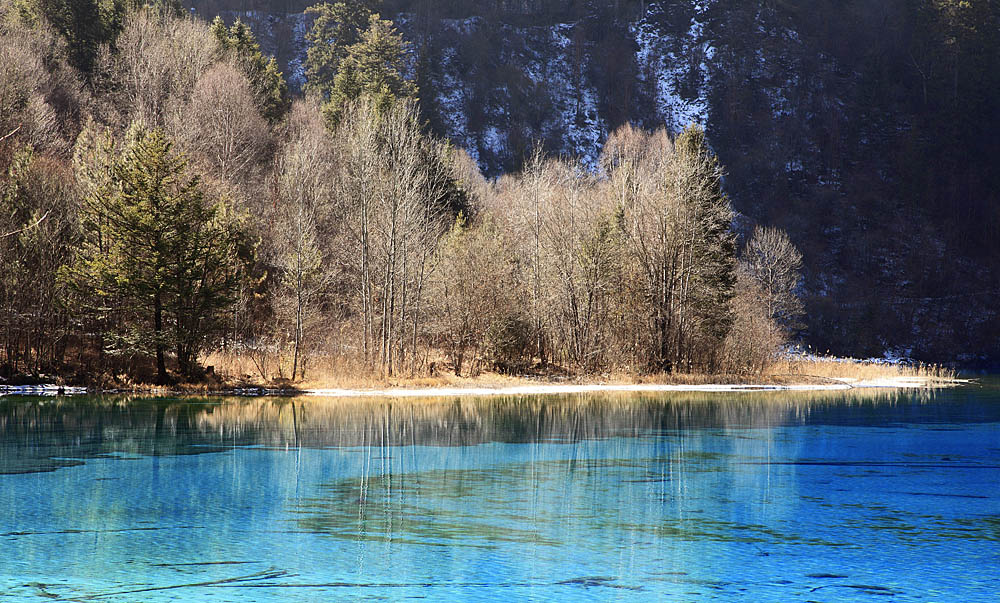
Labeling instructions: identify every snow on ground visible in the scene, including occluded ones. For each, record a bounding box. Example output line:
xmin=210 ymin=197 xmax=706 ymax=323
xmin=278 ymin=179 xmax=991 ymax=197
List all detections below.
xmin=480 ymin=126 xmax=506 ymax=159
xmin=524 ymin=22 xmax=604 ymax=167
xmin=287 ymin=13 xmax=312 ymax=90
xmin=435 ymin=46 xmax=477 ymax=162
xmin=235 ymin=1 xmax=734 ymax=172
xmin=228 ymin=1 xmax=822 ymax=178
xmin=432 ymin=18 xmax=607 ymax=168
xmin=441 ymin=16 xmax=481 ymax=36
xmin=783 ymin=345 xmax=923 ymax=367
xmin=0 ymin=385 xmax=88 ymax=396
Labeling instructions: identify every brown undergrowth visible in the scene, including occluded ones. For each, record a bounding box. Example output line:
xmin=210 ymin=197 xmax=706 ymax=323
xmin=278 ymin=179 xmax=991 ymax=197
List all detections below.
xmin=194 ymin=349 xmax=961 ymax=394
xmin=9 ymin=350 xmax=958 ymax=394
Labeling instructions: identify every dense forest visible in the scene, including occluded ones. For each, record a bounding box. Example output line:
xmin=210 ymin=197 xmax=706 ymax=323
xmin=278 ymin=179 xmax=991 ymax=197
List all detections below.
xmin=0 ymin=0 xmax=996 ymax=385
xmin=181 ymin=0 xmax=1000 ymax=367
xmin=0 ymin=0 xmax=808 ymax=384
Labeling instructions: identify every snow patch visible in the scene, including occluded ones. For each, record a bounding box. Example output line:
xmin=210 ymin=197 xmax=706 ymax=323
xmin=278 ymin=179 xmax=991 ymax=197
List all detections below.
xmin=632 ymin=1 xmax=713 ymax=133
xmin=0 ymin=385 xmax=88 ymax=396
xmin=481 ymin=126 xmax=506 ymax=157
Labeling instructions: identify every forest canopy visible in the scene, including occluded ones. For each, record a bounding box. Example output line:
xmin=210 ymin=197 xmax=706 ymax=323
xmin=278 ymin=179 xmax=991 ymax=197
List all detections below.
xmin=6 ymin=0 xmax=989 ymax=383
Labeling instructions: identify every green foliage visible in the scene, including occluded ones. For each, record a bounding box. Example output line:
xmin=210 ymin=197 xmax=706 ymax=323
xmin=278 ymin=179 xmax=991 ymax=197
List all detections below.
xmin=12 ymin=0 xmax=112 ymax=72
xmin=67 ymin=125 xmax=248 ymax=381
xmin=7 ymin=0 xmax=185 ymax=74
xmin=210 ymin=16 xmax=290 ymax=122
xmin=605 ymin=124 xmax=738 ymax=372
xmin=674 ymin=125 xmax=737 ymax=346
xmin=431 ymin=144 xmax=472 ymax=219
xmin=303 ymin=2 xmax=417 ymax=128
xmin=127 ymin=0 xmax=182 ymax=16
xmin=323 ymin=14 xmax=416 ymax=127
xmin=1 ymin=0 xmax=997 ymax=378
xmin=304 ymin=0 xmax=379 ymax=101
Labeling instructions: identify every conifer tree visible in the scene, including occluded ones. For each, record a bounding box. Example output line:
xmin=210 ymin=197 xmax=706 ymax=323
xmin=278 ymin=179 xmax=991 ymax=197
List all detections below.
xmin=68 ymin=127 xmax=246 ymax=383
xmin=674 ymin=124 xmax=737 ymax=358
xmin=608 ymin=124 xmax=736 ymax=372
xmin=14 ymin=0 xmax=111 ymax=73
xmin=210 ymin=16 xmax=290 ymax=123
xmin=324 ymin=14 xmax=417 ymax=127
xmin=304 ymin=0 xmax=380 ymax=102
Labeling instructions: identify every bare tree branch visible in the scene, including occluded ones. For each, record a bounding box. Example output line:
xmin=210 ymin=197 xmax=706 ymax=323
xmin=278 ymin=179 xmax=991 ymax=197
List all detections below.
xmin=0 ymin=125 xmax=22 ymax=145
xmin=0 ymin=210 xmax=50 ymax=240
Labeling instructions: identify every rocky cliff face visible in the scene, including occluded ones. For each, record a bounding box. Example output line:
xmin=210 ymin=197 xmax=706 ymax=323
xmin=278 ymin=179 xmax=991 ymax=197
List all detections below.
xmin=193 ymin=0 xmax=1000 ymax=366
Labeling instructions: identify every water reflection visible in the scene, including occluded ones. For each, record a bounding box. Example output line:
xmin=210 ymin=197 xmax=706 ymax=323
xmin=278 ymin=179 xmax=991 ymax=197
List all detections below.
xmin=0 ymin=388 xmax=945 ymax=475
xmin=1 ymin=386 xmax=998 ymax=601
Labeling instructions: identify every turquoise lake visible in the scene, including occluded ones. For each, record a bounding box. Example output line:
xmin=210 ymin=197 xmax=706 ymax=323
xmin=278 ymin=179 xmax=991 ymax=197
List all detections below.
xmin=1 ymin=385 xmax=998 ymax=601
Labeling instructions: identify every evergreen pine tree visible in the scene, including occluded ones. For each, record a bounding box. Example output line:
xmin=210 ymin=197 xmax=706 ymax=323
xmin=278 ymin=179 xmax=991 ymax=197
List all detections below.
xmin=324 ymin=14 xmax=417 ymax=127
xmin=304 ymin=0 xmax=380 ymax=102
xmin=210 ymin=16 xmax=290 ymax=123
xmin=14 ymin=0 xmax=110 ymax=73
xmin=675 ymin=125 xmax=737 ymax=362
xmin=68 ymin=127 xmax=246 ymax=383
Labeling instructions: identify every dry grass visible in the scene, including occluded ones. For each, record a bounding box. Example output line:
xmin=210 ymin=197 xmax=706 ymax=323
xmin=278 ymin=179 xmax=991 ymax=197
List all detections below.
xmin=200 ymin=348 xmax=960 ymax=394
xmin=627 ymin=371 xmax=841 ymax=386
xmin=768 ymin=355 xmax=957 ymax=384
xmin=201 ymin=350 xmax=534 ymax=391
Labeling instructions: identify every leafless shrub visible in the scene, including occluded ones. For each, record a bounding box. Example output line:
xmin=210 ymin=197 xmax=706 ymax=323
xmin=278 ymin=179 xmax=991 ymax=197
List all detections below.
xmin=332 ymin=96 xmax=454 ymax=377
xmin=271 ymin=100 xmax=337 ymax=381
xmin=722 ymin=273 xmax=784 ymax=375
xmin=170 ymin=62 xmax=270 ymax=185
xmin=739 ymin=225 xmax=804 ymax=332
xmin=94 ymin=8 xmax=215 ymax=129
xmin=0 ymin=18 xmax=83 ymax=155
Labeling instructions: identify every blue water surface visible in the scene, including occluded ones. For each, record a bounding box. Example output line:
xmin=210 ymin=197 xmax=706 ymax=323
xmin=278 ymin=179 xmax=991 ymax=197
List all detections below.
xmin=0 ymin=385 xmax=998 ymax=601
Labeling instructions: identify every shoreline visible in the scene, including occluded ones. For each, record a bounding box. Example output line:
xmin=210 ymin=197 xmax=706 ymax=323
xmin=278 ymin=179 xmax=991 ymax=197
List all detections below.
xmin=299 ymin=375 xmax=963 ymax=398
xmin=0 ymin=375 xmax=967 ymax=398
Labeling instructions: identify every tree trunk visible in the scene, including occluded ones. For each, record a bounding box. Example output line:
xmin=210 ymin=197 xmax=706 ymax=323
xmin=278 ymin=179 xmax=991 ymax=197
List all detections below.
xmin=362 ymin=207 xmax=370 ymax=366
xmin=154 ymin=289 xmax=167 ymax=384
xmin=292 ymin=287 xmax=302 ymax=382
xmin=411 ymin=248 xmax=428 ymax=376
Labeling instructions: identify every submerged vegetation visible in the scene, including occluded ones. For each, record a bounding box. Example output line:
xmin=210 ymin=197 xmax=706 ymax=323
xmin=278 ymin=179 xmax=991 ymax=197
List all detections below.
xmin=0 ymin=0 xmax=944 ymax=387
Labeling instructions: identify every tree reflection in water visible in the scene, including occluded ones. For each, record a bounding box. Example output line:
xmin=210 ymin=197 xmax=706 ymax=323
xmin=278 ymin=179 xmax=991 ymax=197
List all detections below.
xmin=0 ymin=388 xmax=936 ymax=476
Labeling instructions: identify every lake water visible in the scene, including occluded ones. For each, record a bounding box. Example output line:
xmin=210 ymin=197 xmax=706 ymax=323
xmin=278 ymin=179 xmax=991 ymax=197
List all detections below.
xmin=1 ymin=385 xmax=998 ymax=601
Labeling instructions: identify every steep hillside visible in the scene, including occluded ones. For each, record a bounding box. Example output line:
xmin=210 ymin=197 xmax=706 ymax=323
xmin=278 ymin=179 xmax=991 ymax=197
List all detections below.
xmin=189 ymin=0 xmax=1000 ymax=366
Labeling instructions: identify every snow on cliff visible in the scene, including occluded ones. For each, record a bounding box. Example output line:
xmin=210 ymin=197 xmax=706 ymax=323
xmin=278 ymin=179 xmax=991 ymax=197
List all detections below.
xmin=225 ymin=2 xmax=722 ymax=174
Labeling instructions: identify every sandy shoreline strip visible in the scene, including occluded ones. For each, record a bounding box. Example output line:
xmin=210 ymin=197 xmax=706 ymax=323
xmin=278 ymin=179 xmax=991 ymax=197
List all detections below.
xmin=0 ymin=376 xmax=962 ymax=398
xmin=302 ymin=376 xmax=955 ymax=399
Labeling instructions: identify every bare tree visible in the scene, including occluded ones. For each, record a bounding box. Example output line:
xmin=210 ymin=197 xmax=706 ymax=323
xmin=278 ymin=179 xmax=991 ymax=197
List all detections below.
xmin=428 ymin=217 xmax=527 ymax=376
xmin=170 ymin=62 xmax=269 ymax=186
xmin=604 ymin=124 xmax=736 ymax=373
xmin=491 ymin=145 xmax=552 ymax=368
xmin=739 ymin=225 xmax=804 ymax=332
xmin=540 ymin=160 xmax=621 ymax=371
xmin=272 ymin=102 xmax=336 ymax=381
xmin=0 ymin=150 xmax=77 ymax=375
xmin=333 ymin=96 xmax=452 ymax=376
xmin=95 ymin=8 xmax=215 ymax=129
xmin=1 ymin=18 xmax=83 ymax=156
xmin=722 ymin=271 xmax=783 ymax=375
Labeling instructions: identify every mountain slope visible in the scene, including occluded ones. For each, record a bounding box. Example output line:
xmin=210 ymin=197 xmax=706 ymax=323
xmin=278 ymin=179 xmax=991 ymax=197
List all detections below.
xmin=191 ymin=0 xmax=1000 ymax=366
